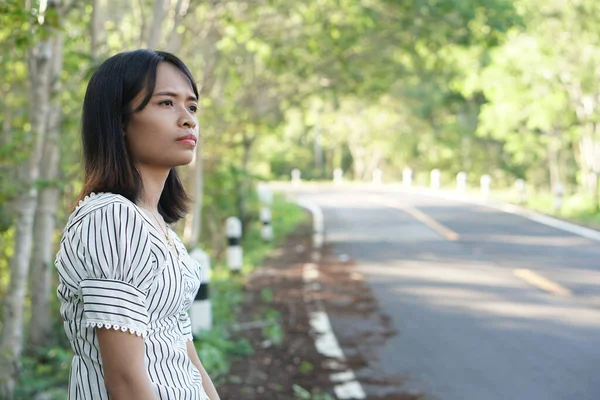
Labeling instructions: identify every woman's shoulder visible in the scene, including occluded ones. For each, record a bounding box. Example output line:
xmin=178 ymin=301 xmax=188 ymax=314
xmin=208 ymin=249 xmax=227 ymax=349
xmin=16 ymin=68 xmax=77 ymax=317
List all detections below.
xmin=64 ymin=192 xmax=142 ymax=232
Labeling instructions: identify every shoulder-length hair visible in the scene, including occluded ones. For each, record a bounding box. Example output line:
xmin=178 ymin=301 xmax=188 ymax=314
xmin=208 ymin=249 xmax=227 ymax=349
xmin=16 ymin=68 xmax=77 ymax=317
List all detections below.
xmin=78 ymin=49 xmax=199 ymax=223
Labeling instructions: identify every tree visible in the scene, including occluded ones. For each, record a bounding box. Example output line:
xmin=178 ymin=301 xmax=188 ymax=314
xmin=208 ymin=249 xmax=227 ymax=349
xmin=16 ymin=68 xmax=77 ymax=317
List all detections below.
xmin=28 ymin=23 xmax=65 ymax=349
xmin=0 ymin=1 xmax=65 ymax=397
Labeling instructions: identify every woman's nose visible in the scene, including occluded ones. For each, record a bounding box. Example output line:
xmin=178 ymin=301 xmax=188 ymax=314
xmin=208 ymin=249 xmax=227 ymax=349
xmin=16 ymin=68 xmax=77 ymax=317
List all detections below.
xmin=178 ymin=110 xmax=197 ymax=129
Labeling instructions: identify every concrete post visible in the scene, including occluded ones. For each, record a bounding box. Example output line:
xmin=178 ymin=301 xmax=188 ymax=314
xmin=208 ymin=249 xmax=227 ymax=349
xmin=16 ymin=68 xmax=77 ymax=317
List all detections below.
xmin=430 ymin=169 xmax=441 ymax=189
xmin=515 ymin=179 xmax=526 ymax=205
xmin=373 ymin=169 xmax=382 ymax=185
xmin=226 ymin=216 xmax=243 ymax=273
xmin=402 ymin=168 xmax=413 ymax=187
xmin=291 ymin=169 xmax=301 ymax=185
xmin=257 ymin=184 xmax=274 ymax=241
xmin=260 ymin=207 xmax=273 ymax=241
xmin=456 ymin=172 xmax=467 ymax=192
xmin=480 ymin=174 xmax=491 ymax=197
xmin=553 ymin=182 xmax=564 ymax=213
xmin=189 ymin=248 xmax=212 ymax=333
xmin=333 ymin=168 xmax=343 ymax=185
xmin=312 ymin=207 xmax=324 ymax=250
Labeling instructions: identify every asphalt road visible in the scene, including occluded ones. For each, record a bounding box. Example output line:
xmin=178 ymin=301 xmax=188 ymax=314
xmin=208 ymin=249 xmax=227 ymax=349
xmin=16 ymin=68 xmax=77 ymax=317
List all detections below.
xmin=293 ymin=185 xmax=600 ymax=400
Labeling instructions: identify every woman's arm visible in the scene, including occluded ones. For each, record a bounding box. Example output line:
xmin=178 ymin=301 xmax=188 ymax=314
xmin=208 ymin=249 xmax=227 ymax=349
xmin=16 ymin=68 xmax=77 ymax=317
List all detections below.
xmin=186 ymin=340 xmax=221 ymax=400
xmin=97 ymin=328 xmax=158 ymax=400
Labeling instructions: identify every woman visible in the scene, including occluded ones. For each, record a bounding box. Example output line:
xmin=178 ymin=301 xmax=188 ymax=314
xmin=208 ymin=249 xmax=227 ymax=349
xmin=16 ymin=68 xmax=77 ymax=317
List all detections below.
xmin=55 ymin=50 xmax=220 ymax=400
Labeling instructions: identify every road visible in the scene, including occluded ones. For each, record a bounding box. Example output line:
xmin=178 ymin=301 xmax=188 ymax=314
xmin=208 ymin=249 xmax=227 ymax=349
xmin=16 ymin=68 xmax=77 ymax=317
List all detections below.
xmin=293 ymin=184 xmax=600 ymax=400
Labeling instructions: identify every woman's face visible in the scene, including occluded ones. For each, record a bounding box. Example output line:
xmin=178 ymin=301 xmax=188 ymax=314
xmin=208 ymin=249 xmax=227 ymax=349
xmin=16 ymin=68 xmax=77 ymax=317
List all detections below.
xmin=125 ymin=62 xmax=199 ymax=169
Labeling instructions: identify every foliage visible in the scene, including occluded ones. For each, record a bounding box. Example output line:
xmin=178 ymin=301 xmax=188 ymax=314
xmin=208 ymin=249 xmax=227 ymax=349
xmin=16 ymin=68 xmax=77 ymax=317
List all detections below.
xmin=4 ymin=0 xmax=600 ymax=394
xmin=193 ymin=327 xmax=254 ymax=378
xmin=16 ymin=346 xmax=71 ymax=399
xmin=293 ymin=384 xmax=335 ymax=400
xmin=261 ymin=309 xmax=284 ymax=346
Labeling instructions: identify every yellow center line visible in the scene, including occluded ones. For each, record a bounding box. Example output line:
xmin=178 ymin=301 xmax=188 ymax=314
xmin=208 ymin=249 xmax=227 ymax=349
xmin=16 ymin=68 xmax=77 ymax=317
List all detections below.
xmin=369 ymin=195 xmax=460 ymax=241
xmin=513 ymin=269 xmax=572 ymax=297
xmin=368 ymin=196 xmax=571 ymax=298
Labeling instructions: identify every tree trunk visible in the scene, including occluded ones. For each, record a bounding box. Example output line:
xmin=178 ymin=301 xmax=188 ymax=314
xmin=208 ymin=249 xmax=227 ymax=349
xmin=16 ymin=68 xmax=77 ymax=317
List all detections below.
xmin=366 ymin=147 xmax=383 ymax=181
xmin=547 ymin=132 xmax=561 ymax=192
xmin=91 ymin=0 xmax=106 ymax=60
xmin=183 ymin=136 xmax=204 ymax=248
xmin=348 ymin=141 xmax=366 ymax=181
xmin=182 ymin=5 xmax=220 ymax=246
xmin=147 ymin=0 xmax=168 ymax=49
xmin=28 ymin=29 xmax=64 ymax=350
xmin=236 ymin=134 xmax=255 ymax=233
xmin=0 ymin=12 xmax=58 ymax=396
xmin=314 ymin=123 xmax=323 ymax=176
xmin=1 ymin=85 xmax=11 ymax=148
xmin=578 ymin=125 xmax=598 ymax=194
xmin=165 ymin=0 xmax=188 ymax=54
xmin=134 ymin=0 xmax=148 ymax=47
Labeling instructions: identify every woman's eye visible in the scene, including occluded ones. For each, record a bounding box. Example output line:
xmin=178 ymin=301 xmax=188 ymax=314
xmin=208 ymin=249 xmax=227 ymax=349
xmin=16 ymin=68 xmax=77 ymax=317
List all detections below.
xmin=159 ymin=100 xmax=173 ymax=106
xmin=189 ymin=105 xmax=198 ymax=113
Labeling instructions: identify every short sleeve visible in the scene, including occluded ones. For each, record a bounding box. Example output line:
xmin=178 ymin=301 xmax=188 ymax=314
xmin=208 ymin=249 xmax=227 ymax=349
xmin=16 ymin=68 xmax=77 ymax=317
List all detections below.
xmin=179 ymin=310 xmax=193 ymax=342
xmin=72 ymin=202 xmax=155 ymax=337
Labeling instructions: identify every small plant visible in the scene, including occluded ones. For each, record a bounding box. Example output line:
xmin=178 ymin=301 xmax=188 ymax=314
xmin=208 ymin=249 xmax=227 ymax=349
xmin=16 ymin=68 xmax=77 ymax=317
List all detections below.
xmin=298 ymin=360 xmax=314 ymax=374
xmin=260 ymin=287 xmax=274 ymax=303
xmin=293 ymin=384 xmax=334 ymax=400
xmin=262 ymin=308 xmax=284 ymax=345
xmin=193 ymin=327 xmax=254 ymax=378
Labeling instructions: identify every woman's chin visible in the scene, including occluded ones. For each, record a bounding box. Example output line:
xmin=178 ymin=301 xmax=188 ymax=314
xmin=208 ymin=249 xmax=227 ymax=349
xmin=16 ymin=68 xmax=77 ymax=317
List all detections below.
xmin=173 ymin=154 xmax=195 ymax=167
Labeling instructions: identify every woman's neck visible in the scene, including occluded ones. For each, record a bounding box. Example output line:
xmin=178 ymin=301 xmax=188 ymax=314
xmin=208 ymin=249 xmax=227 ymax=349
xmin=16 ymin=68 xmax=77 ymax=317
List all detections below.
xmin=136 ymin=164 xmax=170 ymax=212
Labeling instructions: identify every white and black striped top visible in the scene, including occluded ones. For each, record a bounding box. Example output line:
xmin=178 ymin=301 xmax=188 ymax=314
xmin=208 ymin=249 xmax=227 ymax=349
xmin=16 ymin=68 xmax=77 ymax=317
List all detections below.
xmin=55 ymin=192 xmax=209 ymax=400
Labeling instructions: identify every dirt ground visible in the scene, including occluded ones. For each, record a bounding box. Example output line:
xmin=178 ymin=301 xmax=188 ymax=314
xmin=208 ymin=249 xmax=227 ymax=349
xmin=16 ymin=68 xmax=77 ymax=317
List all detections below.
xmin=218 ymin=219 xmax=424 ymax=400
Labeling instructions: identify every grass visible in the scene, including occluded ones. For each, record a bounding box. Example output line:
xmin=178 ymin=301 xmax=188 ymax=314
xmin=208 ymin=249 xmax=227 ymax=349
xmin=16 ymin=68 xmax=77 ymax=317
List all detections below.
xmin=479 ymin=187 xmax=600 ymax=228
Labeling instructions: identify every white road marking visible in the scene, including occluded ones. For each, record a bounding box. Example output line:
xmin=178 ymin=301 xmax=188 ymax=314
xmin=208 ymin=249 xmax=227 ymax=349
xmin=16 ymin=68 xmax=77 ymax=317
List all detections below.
xmin=496 ymin=203 xmax=600 ymax=242
xmin=299 ymin=200 xmax=367 ymax=400
xmin=309 ymin=310 xmax=346 ymax=359
xmin=303 ymin=264 xmax=366 ymax=399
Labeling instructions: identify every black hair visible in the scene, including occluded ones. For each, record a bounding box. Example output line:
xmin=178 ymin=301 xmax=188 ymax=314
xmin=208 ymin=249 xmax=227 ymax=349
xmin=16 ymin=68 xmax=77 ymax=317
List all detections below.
xmin=78 ymin=49 xmax=199 ymax=223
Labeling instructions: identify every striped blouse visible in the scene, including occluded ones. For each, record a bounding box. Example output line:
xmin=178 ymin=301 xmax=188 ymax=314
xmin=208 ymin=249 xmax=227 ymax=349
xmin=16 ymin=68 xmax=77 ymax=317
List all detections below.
xmin=55 ymin=192 xmax=210 ymax=400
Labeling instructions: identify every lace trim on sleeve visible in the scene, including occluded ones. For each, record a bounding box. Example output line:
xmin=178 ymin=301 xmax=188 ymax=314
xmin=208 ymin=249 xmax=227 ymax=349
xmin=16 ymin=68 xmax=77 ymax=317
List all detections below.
xmin=86 ymin=320 xmax=147 ymax=338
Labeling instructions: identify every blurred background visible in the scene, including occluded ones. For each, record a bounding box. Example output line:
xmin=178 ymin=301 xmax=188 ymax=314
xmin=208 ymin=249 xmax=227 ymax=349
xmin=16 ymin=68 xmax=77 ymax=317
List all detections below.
xmin=2 ymin=0 xmax=600 ymax=398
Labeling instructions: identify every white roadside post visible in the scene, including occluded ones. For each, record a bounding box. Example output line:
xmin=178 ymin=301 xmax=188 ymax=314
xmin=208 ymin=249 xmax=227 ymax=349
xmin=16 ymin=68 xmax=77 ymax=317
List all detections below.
xmin=402 ymin=168 xmax=413 ymax=187
xmin=515 ymin=179 xmax=526 ymax=205
xmin=430 ymin=169 xmax=441 ymax=189
xmin=480 ymin=174 xmax=491 ymax=198
xmin=297 ymin=200 xmax=325 ymax=262
xmin=373 ymin=168 xmax=382 ymax=185
xmin=312 ymin=206 xmax=324 ymax=250
xmin=333 ymin=168 xmax=344 ymax=185
xmin=188 ymin=248 xmax=212 ymax=333
xmin=553 ymin=182 xmax=564 ymax=213
xmin=226 ymin=217 xmax=243 ymax=274
xmin=259 ymin=207 xmax=273 ymax=242
xmin=258 ymin=185 xmax=274 ymax=242
xmin=291 ymin=169 xmax=301 ymax=185
xmin=456 ymin=172 xmax=467 ymax=192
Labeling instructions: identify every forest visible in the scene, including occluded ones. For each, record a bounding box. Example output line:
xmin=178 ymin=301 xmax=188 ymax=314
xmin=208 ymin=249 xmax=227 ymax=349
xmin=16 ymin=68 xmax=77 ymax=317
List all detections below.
xmin=2 ymin=0 xmax=600 ymax=397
